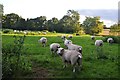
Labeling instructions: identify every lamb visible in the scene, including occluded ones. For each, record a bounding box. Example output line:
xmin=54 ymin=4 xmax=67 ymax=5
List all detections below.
xmin=68 ymin=35 xmax=73 ymax=39
xmin=38 ymin=37 xmax=47 ymax=47
xmin=64 ymin=38 xmax=72 ymax=47
xmin=57 ymin=48 xmax=82 ymax=72
xmin=50 ymin=43 xmax=60 ymax=55
xmin=91 ymin=35 xmax=95 ymax=40
xmin=95 ymin=40 xmax=103 ymax=46
xmin=107 ymin=38 xmax=114 ymax=44
xmin=66 ymin=42 xmax=82 ymax=54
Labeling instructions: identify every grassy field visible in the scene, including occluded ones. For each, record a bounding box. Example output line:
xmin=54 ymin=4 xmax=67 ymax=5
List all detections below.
xmin=2 ymin=34 xmax=119 ymax=78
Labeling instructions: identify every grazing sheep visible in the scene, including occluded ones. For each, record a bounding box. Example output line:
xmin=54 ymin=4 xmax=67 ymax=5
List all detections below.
xmin=95 ymin=40 xmax=104 ymax=59
xmin=68 ymin=35 xmax=73 ymax=39
xmin=64 ymin=38 xmax=72 ymax=47
xmin=38 ymin=37 xmax=47 ymax=47
xmin=91 ymin=35 xmax=95 ymax=40
xmin=57 ymin=48 xmax=82 ymax=72
xmin=95 ymin=40 xmax=103 ymax=46
xmin=66 ymin=42 xmax=82 ymax=54
xmin=107 ymin=38 xmax=114 ymax=44
xmin=50 ymin=43 xmax=60 ymax=55
xmin=61 ymin=35 xmax=66 ymax=41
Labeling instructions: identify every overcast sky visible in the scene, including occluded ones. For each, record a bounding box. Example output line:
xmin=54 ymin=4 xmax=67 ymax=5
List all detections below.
xmin=0 ymin=0 xmax=119 ymax=27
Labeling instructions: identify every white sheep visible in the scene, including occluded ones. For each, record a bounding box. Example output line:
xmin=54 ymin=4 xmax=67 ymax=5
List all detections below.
xmin=50 ymin=43 xmax=60 ymax=55
xmin=57 ymin=48 xmax=82 ymax=72
xmin=95 ymin=40 xmax=103 ymax=46
xmin=107 ymin=38 xmax=114 ymax=44
xmin=91 ymin=35 xmax=95 ymax=40
xmin=68 ymin=35 xmax=73 ymax=39
xmin=66 ymin=42 xmax=82 ymax=54
xmin=38 ymin=37 xmax=47 ymax=47
xmin=64 ymin=38 xmax=72 ymax=47
xmin=61 ymin=35 xmax=66 ymax=41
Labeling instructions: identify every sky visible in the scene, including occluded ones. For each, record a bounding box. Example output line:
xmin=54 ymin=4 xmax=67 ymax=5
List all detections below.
xmin=0 ymin=0 xmax=119 ymax=27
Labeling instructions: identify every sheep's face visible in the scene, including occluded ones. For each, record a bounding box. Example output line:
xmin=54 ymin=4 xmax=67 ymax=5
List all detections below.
xmin=78 ymin=47 xmax=82 ymax=54
xmin=67 ymin=40 xmax=72 ymax=44
xmin=109 ymin=40 xmax=114 ymax=43
xmin=91 ymin=37 xmax=95 ymax=40
xmin=56 ymin=46 xmax=60 ymax=51
xmin=57 ymin=48 xmax=64 ymax=56
xmin=57 ymin=46 xmax=60 ymax=48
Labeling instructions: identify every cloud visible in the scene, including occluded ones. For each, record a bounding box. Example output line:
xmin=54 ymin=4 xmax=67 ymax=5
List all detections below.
xmin=78 ymin=9 xmax=117 ymax=22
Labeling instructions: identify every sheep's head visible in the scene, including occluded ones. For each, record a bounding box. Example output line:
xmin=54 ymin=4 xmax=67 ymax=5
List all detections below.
xmin=78 ymin=47 xmax=82 ymax=54
xmin=67 ymin=40 xmax=72 ymax=44
xmin=57 ymin=48 xmax=64 ymax=56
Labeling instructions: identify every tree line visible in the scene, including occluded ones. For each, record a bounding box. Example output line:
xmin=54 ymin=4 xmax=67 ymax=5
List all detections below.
xmin=2 ymin=10 xmax=107 ymax=34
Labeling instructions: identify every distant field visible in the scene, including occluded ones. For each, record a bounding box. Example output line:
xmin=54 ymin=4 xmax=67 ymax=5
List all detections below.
xmin=2 ymin=34 xmax=119 ymax=78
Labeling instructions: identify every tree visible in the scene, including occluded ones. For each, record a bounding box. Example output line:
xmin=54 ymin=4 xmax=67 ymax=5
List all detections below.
xmin=59 ymin=15 xmax=73 ymax=33
xmin=26 ymin=16 xmax=47 ymax=31
xmin=2 ymin=13 xmax=20 ymax=29
xmin=58 ymin=10 xmax=81 ymax=33
xmin=82 ymin=16 xmax=104 ymax=35
xmin=14 ymin=18 xmax=27 ymax=30
xmin=67 ymin=10 xmax=81 ymax=33
xmin=110 ymin=24 xmax=120 ymax=32
xmin=46 ymin=17 xmax=59 ymax=32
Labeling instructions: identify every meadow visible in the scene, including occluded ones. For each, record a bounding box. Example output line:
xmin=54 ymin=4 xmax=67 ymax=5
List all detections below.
xmin=2 ymin=34 xmax=119 ymax=78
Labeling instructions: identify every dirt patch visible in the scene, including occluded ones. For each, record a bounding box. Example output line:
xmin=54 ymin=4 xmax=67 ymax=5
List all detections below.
xmin=31 ymin=66 xmax=50 ymax=78
xmin=24 ymin=61 xmax=53 ymax=79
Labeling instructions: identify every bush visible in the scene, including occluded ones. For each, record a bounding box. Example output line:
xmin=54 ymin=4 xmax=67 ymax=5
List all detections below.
xmin=2 ymin=35 xmax=31 ymax=78
xmin=102 ymin=36 xmax=120 ymax=43
xmin=3 ymin=29 xmax=14 ymax=34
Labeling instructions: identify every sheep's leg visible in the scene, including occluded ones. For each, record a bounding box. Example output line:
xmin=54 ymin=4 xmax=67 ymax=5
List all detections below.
xmin=42 ymin=43 xmax=44 ymax=47
xmin=72 ymin=65 xmax=76 ymax=73
xmin=63 ymin=65 xmax=66 ymax=69
xmin=63 ymin=61 xmax=67 ymax=69
xmin=77 ymin=59 xmax=82 ymax=72
xmin=96 ymin=47 xmax=100 ymax=59
xmin=43 ymin=43 xmax=45 ymax=47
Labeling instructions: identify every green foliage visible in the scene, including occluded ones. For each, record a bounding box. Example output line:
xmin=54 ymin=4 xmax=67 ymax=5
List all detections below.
xmin=110 ymin=24 xmax=120 ymax=32
xmin=2 ymin=13 xmax=21 ymax=29
xmin=2 ymin=35 xmax=31 ymax=78
xmin=82 ymin=16 xmax=104 ymax=35
xmin=102 ymin=36 xmax=120 ymax=43
xmin=2 ymin=10 xmax=81 ymax=33
xmin=2 ymin=29 xmax=14 ymax=34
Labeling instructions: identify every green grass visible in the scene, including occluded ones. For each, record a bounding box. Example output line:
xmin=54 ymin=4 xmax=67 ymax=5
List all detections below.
xmin=2 ymin=34 xmax=119 ymax=78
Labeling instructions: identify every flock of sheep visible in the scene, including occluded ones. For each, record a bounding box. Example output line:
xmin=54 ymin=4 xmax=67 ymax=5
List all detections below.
xmin=38 ymin=35 xmax=114 ymax=73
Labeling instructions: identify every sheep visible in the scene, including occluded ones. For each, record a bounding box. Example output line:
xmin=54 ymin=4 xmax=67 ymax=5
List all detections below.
xmin=64 ymin=38 xmax=72 ymax=47
xmin=107 ymin=38 xmax=114 ymax=44
xmin=38 ymin=37 xmax=47 ymax=47
xmin=66 ymin=42 xmax=82 ymax=54
xmin=57 ymin=48 xmax=82 ymax=72
xmin=61 ymin=35 xmax=66 ymax=41
xmin=91 ymin=35 xmax=95 ymax=40
xmin=95 ymin=40 xmax=103 ymax=47
xmin=68 ymin=35 xmax=73 ymax=39
xmin=95 ymin=40 xmax=104 ymax=59
xmin=50 ymin=43 xmax=60 ymax=55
